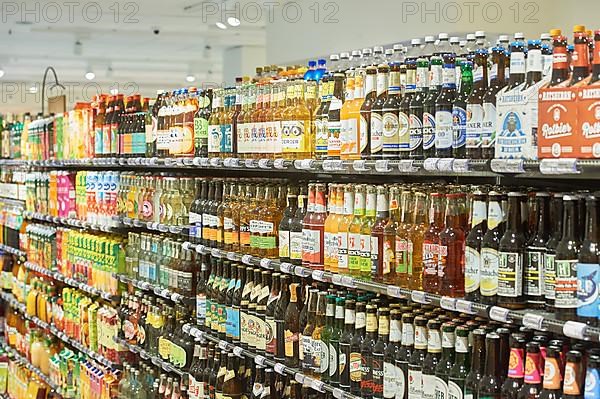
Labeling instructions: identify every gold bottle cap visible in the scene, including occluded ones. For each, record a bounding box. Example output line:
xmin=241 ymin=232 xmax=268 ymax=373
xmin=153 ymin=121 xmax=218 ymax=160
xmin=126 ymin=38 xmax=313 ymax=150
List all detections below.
xmin=550 ymin=29 xmax=562 ymax=37
xmin=573 ymin=25 xmax=586 ymax=33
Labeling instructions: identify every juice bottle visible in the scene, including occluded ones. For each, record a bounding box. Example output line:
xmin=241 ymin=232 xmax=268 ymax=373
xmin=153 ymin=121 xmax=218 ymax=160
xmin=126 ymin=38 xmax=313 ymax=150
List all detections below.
xmin=323 ymin=184 xmax=339 ymax=272
xmin=359 ymin=185 xmax=377 ymax=280
xmin=408 ymin=191 xmax=429 ymax=290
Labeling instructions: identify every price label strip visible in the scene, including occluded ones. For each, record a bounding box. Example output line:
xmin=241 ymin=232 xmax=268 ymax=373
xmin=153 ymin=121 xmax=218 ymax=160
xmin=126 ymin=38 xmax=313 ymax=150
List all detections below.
xmin=423 ymin=157 xmax=440 ymax=172
xmin=522 ymin=313 xmax=545 ymax=330
xmin=439 ymin=296 xmax=457 ymax=311
xmin=489 ymin=306 xmax=510 ymax=323
xmin=456 ymin=299 xmax=475 ymax=314
xmin=562 ymin=321 xmax=588 ymax=340
xmin=539 ymin=158 xmax=579 ymax=175
xmin=386 ymin=285 xmax=403 ymax=298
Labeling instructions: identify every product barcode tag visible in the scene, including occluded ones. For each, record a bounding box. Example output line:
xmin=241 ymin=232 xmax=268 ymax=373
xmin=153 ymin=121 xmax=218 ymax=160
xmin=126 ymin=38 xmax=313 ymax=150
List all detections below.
xmin=522 ymin=313 xmax=545 ymax=330
xmin=229 ymin=158 xmax=240 ymax=168
xmin=300 ymin=159 xmax=314 ymax=170
xmin=222 ymin=158 xmax=232 ymax=168
xmin=294 ymin=373 xmax=305 ymax=384
xmin=437 ymin=158 xmax=454 ymax=172
xmin=279 ymin=262 xmax=293 ymax=274
xmin=539 ymin=158 xmax=579 ymax=175
xmin=311 ymin=379 xmax=325 ymax=392
xmin=182 ymin=158 xmax=194 ymax=166
xmin=332 ymin=388 xmax=344 ymax=399
xmin=341 ymin=276 xmax=355 ymax=288
xmin=241 ymin=255 xmax=253 ymax=265
xmin=171 ymin=293 xmax=182 ymax=303
xmin=456 ymin=299 xmax=475 ymax=314
xmin=218 ymin=341 xmax=228 ymax=350
xmin=352 ymin=160 xmax=369 ymax=171
xmin=258 ymin=159 xmax=270 ymax=169
xmin=386 ymin=285 xmax=402 ymax=298
xmin=312 ymin=270 xmax=326 ymax=282
xmin=182 ymin=242 xmax=191 ymax=250
xmin=423 ymin=157 xmax=440 ymax=171
xmin=492 ymin=159 xmax=522 ymax=173
xmin=192 ymin=157 xmax=202 ymax=166
xmin=295 ymin=266 xmax=310 ymax=277
xmin=323 ymin=160 xmax=344 ymax=171
xmin=227 ymin=252 xmax=238 ymax=261
xmin=245 ymin=159 xmax=257 ymax=168
xmin=209 ymin=157 xmax=221 ymax=167
xmin=211 ymin=248 xmax=221 ymax=258
xmin=374 ymin=159 xmax=390 ymax=172
xmin=274 ymin=158 xmax=286 ymax=169
xmin=489 ymin=306 xmax=510 ymax=323
xmin=233 ymin=346 xmax=244 ymax=357
xmin=331 ymin=274 xmax=343 ymax=285
xmin=411 ymin=290 xmax=428 ymax=304
xmin=163 ymin=158 xmax=173 ymax=166
xmin=563 ymin=321 xmax=587 ymax=340
xmin=398 ymin=160 xmax=415 ymax=173
xmin=452 ymin=159 xmax=470 ymax=173
xmin=175 ymin=158 xmax=185 ymax=166
xmin=199 ymin=158 xmax=209 ymax=167
xmin=440 ymin=296 xmax=456 ymax=311
xmin=274 ymin=363 xmax=286 ymax=375
xmin=254 ymin=355 xmax=266 ymax=366
xmin=260 ymin=258 xmax=273 ymax=269
xmin=158 ymin=224 xmax=169 ymax=233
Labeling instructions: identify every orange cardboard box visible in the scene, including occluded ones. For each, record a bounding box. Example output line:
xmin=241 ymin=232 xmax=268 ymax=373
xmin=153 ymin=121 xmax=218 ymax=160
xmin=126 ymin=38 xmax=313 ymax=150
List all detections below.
xmin=537 ymin=86 xmax=578 ymax=158
xmin=576 ymin=84 xmax=600 ymax=158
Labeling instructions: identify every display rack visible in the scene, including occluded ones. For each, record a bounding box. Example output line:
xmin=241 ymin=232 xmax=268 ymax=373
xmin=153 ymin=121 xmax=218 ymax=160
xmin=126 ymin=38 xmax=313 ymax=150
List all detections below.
xmin=113 ymin=337 xmax=186 ymax=377
xmin=0 ymin=243 xmax=26 ymax=258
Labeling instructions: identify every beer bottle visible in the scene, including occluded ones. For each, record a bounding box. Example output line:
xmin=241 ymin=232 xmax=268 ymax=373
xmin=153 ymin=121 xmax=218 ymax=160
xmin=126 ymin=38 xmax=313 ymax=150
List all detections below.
xmin=544 ymin=193 xmax=564 ymax=312
xmin=396 ymin=190 xmax=415 ymax=288
xmin=312 ymin=291 xmax=329 ymax=380
xmin=360 ymin=66 xmax=378 ymax=157
xmin=372 ymin=307 xmax=390 ymax=399
xmin=350 ymin=298 xmax=367 ymax=396
xmin=555 ymin=195 xmax=581 ymax=321
xmin=496 ymin=328 xmax=511 ymax=385
xmin=498 ymin=192 xmax=527 ymax=309
xmin=382 ymin=187 xmax=400 ymax=284
xmin=349 ymin=185 xmax=366 ymax=277
xmin=409 ymin=55 xmax=429 ymax=159
xmin=240 ymin=267 xmax=254 ymax=349
xmin=339 ymin=298 xmax=356 ymax=392
xmin=422 ymin=319 xmax=443 ymax=399
xmin=279 ymin=186 xmax=298 ymax=264
xmin=584 ymin=354 xmax=600 ymax=399
xmin=481 ymin=47 xmax=506 ymax=159
xmin=522 ymin=40 xmax=543 ymax=91
xmin=327 ymin=73 xmax=345 ymax=159
xmin=478 ymin=332 xmax=502 ymax=399
xmin=371 ymin=63 xmax=390 ymax=159
xmin=525 ymin=193 xmax=550 ymax=308
xmin=265 ymin=272 xmax=280 ymax=358
xmin=273 ymin=275 xmax=289 ymax=361
xmin=215 ymin=350 xmax=227 ymax=399
xmin=435 ymin=50 xmax=457 ymax=158
xmin=465 ymin=191 xmax=487 ymax=301
xmin=408 ymin=316 xmax=428 ymax=399
xmin=329 ymin=295 xmax=344 ymax=386
xmin=384 ymin=306 xmax=402 ymax=399
xmin=189 ymin=339 xmax=206 ymax=399
xmin=438 ymin=192 xmax=466 ymax=297
xmin=361 ymin=302 xmax=379 ymax=397
xmin=225 ymin=264 xmax=238 ymax=341
xmin=448 ymin=326 xmax=470 ymax=399
xmin=577 ymin=195 xmax=599 ymax=326
xmin=301 ymin=288 xmax=318 ymax=375
xmin=247 ymin=268 xmax=262 ymax=348
xmin=372 ymin=186 xmax=391 ymax=282
xmin=399 ymin=44 xmax=418 ymax=159
xmin=231 ymin=265 xmax=244 ymax=345
xmin=324 ymin=184 xmax=341 ymax=272
xmin=481 ymin=192 xmax=504 ymax=305
xmin=538 ymin=346 xmax=562 ymax=399
xmin=423 ymin=192 xmax=444 ymax=294
xmin=359 ymin=185 xmax=377 ymax=279
xmin=452 ymin=61 xmax=473 ymax=158
xmin=435 ymin=322 xmax=456 ymax=399
xmin=383 ymin=58 xmax=402 ymax=159
xmin=338 ymin=184 xmax=355 ymax=275
xmin=507 ymin=38 xmax=526 ymax=90
xmin=464 ymin=329 xmax=486 ymax=399
xmin=589 ymin=31 xmax=600 ymax=84
xmin=222 ymin=353 xmax=242 ymax=399
xmin=516 ymin=342 xmax=543 ymax=399
xmin=250 ymin=365 xmax=265 ymax=399
xmin=423 ymin=56 xmax=443 ymax=158
xmin=563 ymin=351 xmax=584 ymax=399
xmin=284 ymin=282 xmax=301 ymax=368
xmin=289 ymin=184 xmax=307 ymax=267
xmin=397 ymin=312 xmax=414 ymax=399
xmin=315 ymin=75 xmax=332 ymax=159
xmin=570 ymin=27 xmax=590 ymax=86
xmin=550 ymin=36 xmax=569 ymax=87
xmin=466 ymin=49 xmax=489 ymax=159
xmin=408 ymin=191 xmax=429 ymax=291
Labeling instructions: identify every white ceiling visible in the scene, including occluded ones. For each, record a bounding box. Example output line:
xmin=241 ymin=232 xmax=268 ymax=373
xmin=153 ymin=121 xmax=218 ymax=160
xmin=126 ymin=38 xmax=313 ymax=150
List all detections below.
xmin=0 ymin=0 xmax=266 ymax=105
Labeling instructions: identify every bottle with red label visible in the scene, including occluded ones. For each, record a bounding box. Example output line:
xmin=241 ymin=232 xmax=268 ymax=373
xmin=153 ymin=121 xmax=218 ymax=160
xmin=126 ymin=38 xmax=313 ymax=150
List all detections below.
xmin=517 ymin=342 xmax=543 ymax=399
xmin=422 ymin=192 xmax=444 ymax=294
xmin=570 ymin=26 xmax=590 ymax=86
xmin=550 ymin=36 xmax=570 ymax=87
xmin=303 ymin=183 xmax=326 ymax=270
xmin=590 ymin=30 xmax=600 ymax=84
xmin=538 ymin=346 xmax=563 ymax=399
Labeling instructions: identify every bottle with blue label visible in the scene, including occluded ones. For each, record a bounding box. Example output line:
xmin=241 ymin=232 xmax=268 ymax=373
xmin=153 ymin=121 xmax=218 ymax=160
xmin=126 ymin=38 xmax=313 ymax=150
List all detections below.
xmin=304 ymin=60 xmax=317 ymax=81
xmin=577 ymin=195 xmax=599 ymax=327
xmin=452 ymin=61 xmax=473 ymax=158
xmin=585 ymin=354 xmax=600 ymax=399
xmin=434 ymin=33 xmax=457 ymax=158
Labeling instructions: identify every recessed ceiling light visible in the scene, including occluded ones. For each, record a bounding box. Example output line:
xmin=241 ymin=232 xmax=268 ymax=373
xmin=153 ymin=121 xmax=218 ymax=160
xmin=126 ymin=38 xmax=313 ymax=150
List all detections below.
xmin=85 ymin=71 xmax=95 ymax=80
xmin=186 ymin=75 xmax=196 ymax=83
xmin=216 ymin=22 xmax=227 ymax=30
xmin=227 ymin=17 xmax=241 ymax=26
xmin=0 ymin=69 xmax=4 ymax=78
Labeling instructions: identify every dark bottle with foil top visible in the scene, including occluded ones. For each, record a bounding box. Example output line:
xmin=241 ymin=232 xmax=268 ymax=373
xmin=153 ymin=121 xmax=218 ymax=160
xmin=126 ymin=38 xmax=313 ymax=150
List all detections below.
xmin=525 ymin=193 xmax=550 ymax=308
xmin=384 ymin=306 xmax=402 ymax=399
xmin=435 ymin=322 xmax=456 ymax=399
xmin=563 ymin=351 xmax=584 ymax=399
xmin=360 ymin=302 xmax=379 ymax=398
xmin=265 ymin=272 xmax=281 ymax=359
xmin=396 ymin=312 xmax=414 ymax=399
xmin=407 ymin=316 xmax=428 ymax=399
xmin=409 ymin=55 xmax=429 ymax=159
xmin=538 ymin=346 xmax=563 ymax=399
xmin=464 ymin=328 xmax=487 ymax=399
xmin=371 ymin=307 xmax=390 ymax=399
xmin=466 ymin=48 xmax=489 ymax=159
xmin=423 ymin=56 xmax=442 ymax=158
xmin=274 ymin=275 xmax=289 ymax=362
xmin=350 ymin=298 xmax=367 ymax=396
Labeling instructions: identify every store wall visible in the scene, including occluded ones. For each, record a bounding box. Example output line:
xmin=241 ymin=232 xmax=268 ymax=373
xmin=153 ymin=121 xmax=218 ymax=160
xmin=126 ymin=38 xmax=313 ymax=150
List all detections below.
xmin=222 ymin=46 xmax=267 ymax=85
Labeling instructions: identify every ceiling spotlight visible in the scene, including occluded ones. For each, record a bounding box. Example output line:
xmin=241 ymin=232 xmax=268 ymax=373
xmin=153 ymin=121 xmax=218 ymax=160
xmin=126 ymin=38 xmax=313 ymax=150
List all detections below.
xmin=0 ymin=69 xmax=4 ymax=78
xmin=186 ymin=74 xmax=196 ymax=83
xmin=85 ymin=71 xmax=95 ymax=80
xmin=227 ymin=17 xmax=241 ymax=26
xmin=216 ymin=22 xmax=227 ymax=30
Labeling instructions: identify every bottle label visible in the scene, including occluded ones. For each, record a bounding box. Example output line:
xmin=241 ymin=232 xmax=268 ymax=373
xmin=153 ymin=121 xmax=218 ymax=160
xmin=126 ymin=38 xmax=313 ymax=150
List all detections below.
xmin=265 ymin=318 xmax=276 ymax=355
xmin=434 ymin=376 xmax=448 ymax=399
xmin=577 ymin=262 xmax=600 ymax=318
xmin=544 ymin=253 xmax=556 ymax=300
xmin=564 ymin=363 xmax=582 ymax=395
xmin=170 ymin=343 xmax=187 ymax=368
xmin=481 ymin=103 xmax=497 ymax=149
xmin=508 ymin=348 xmax=525 ymax=378
xmin=359 ymin=233 xmax=372 ymax=274
xmin=466 ymin=104 xmax=484 ymax=149
xmin=208 ymin=124 xmax=221 ymax=153
xmin=329 ymin=343 xmax=338 ymax=377
xmin=524 ymin=352 xmax=542 ymax=384
xmin=527 ymin=49 xmax=543 ymax=72
xmin=284 ymin=329 xmax=298 ymax=357
xmin=338 ymin=231 xmax=349 ymax=271
xmin=584 ymin=367 xmax=600 ymax=399
xmin=350 ymin=352 xmax=362 ymax=382
xmin=422 ymin=112 xmax=436 ymax=150
xmin=480 ymin=248 xmax=499 ymax=296
xmin=409 ymin=113 xmax=423 ymax=151
xmin=525 ymin=249 xmax=544 ymax=297
xmin=452 ymin=105 xmax=467 ymax=149
xmin=348 ymin=233 xmax=361 ymax=272
xmin=360 ymin=115 xmax=369 ymax=154
xmin=302 ymin=228 xmax=321 ymax=265
xmin=282 ymin=121 xmax=308 ymax=154
xmin=498 ymin=251 xmax=523 ymax=298
xmin=421 ymin=374 xmax=437 ymax=399
xmin=555 ymin=259 xmax=578 ymax=308
xmin=383 ymin=111 xmax=400 ymax=152
xmin=196 ymin=293 xmax=206 ymax=323
xmin=231 ymin=308 xmax=240 ymax=341
xmin=279 ymin=230 xmax=290 ymax=258
xmin=314 ymin=340 xmax=329 ymax=374
xmin=544 ymin=358 xmax=562 ymax=390
xmin=465 ymin=246 xmax=481 ymax=294
xmin=371 ymin=113 xmax=384 ymax=154
xmin=510 ymin=52 xmax=526 ymax=74
xmin=435 ymin=110 xmax=453 ymax=150
xmin=396 ymin=111 xmax=411 ymax=152
xmin=383 ymin=361 xmax=397 ymax=399
xmin=328 ymin=119 xmax=342 ymax=155
xmin=370 ymin=236 xmax=380 ymax=275
xmin=407 ymin=369 xmax=422 ymax=399
xmin=447 ymin=381 xmax=463 ymax=399
xmin=373 ymin=356 xmax=384 ymax=396
xmin=301 ymin=335 xmax=314 ymax=371
xmin=290 ymin=231 xmax=303 ymax=261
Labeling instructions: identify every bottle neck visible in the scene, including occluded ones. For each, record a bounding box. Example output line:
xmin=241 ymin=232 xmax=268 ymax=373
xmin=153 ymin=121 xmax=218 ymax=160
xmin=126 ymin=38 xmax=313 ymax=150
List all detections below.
xmin=562 ymin=200 xmax=578 ymax=241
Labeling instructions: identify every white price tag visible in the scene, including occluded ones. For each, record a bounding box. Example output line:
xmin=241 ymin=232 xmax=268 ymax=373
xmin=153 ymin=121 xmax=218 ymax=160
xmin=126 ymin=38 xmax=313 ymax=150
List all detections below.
xmin=341 ymin=276 xmax=355 ymax=287
xmin=230 ymin=158 xmax=240 ymax=168
xmin=195 ymin=245 xmax=205 ymax=254
xmin=423 ymin=158 xmax=440 ymax=171
xmin=274 ymin=159 xmax=286 ymax=169
xmin=182 ymin=324 xmax=191 ymax=334
xmin=254 ymin=355 xmax=266 ymax=366
xmin=161 ymin=289 xmax=171 ymax=298
xmin=295 ymin=266 xmax=310 ymax=277
xmin=489 ymin=306 xmax=510 ymax=323
xmin=182 ymin=242 xmax=191 ymax=250
xmin=223 ymin=158 xmax=232 ymax=168
xmin=258 ymin=159 xmax=270 ymax=169
xmin=452 ymin=159 xmax=470 ymax=173
xmin=331 ymin=274 xmax=343 ymax=285
xmin=398 ymin=160 xmax=415 ymax=173
xmin=233 ymin=346 xmax=244 ymax=357
xmin=353 ymin=160 xmax=369 ymax=171
xmin=242 ymin=255 xmax=253 ymax=265
xmin=539 ymin=158 xmax=579 ymax=175
xmin=193 ymin=157 xmax=202 ymax=166
xmin=211 ymin=248 xmax=222 ymax=258
xmin=227 ymin=252 xmax=238 ymax=261
xmin=171 ymin=293 xmax=182 ymax=303
xmin=374 ymin=159 xmax=390 ymax=172
xmin=182 ymin=158 xmax=194 ymax=166
xmin=411 ymin=290 xmax=428 ymax=304
xmin=279 ymin=262 xmax=293 ymax=274
xmin=260 ymin=258 xmax=273 ymax=269
xmin=245 ymin=159 xmax=257 ymax=168
xmin=218 ymin=341 xmax=228 ymax=350
xmin=164 ymin=158 xmax=173 ymax=166
xmin=175 ymin=158 xmax=185 ymax=166
xmin=311 ymin=379 xmax=325 ymax=392
xmin=456 ymin=299 xmax=474 ymax=314
xmin=158 ymin=224 xmax=169 ymax=233
xmin=209 ymin=157 xmax=221 ymax=167
xmin=312 ymin=270 xmax=326 ymax=282
xmin=440 ymin=296 xmax=456 ymax=311
xmin=200 ymin=158 xmax=209 ymax=167
xmin=194 ymin=329 xmax=204 ymax=339
xmin=437 ymin=158 xmax=454 ymax=172
xmin=323 ymin=160 xmax=344 ymax=171
xmin=562 ymin=321 xmax=587 ymax=340
xmin=522 ymin=313 xmax=545 ymax=330
xmin=386 ymin=285 xmax=402 ymax=298
xmin=294 ymin=373 xmax=305 ymax=384
xmin=332 ymin=388 xmax=344 ymax=399
xmin=492 ymin=159 xmax=526 ymax=173
xmin=274 ymin=363 xmax=286 ymax=375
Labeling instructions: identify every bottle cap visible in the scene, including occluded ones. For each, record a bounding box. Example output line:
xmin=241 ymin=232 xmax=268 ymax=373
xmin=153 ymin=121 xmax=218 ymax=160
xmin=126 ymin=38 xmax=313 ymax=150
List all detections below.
xmin=425 ymin=35 xmax=435 ymax=42
xmin=549 ymin=29 xmax=562 ymax=37
xmin=475 ymin=30 xmax=486 ymax=37
xmin=540 ymin=33 xmax=551 ymax=40
xmin=438 ymin=33 xmax=449 ymax=40
xmin=466 ymin=33 xmax=476 ymax=40
xmin=411 ymin=38 xmax=422 ymax=45
xmin=573 ymin=25 xmax=586 ymax=33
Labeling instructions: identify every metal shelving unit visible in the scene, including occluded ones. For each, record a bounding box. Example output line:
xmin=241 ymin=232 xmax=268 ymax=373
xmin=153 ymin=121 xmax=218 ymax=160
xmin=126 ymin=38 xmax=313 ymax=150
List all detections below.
xmin=114 ymin=337 xmax=186 ymax=377
xmin=0 ymin=243 xmax=26 ymax=258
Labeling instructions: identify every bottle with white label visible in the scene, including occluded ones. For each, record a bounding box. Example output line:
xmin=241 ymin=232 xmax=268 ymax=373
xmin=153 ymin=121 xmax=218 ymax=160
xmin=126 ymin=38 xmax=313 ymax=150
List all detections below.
xmin=447 ymin=326 xmax=470 ymax=399
xmin=384 ymin=307 xmax=402 ymax=399
xmin=396 ymin=312 xmax=414 ymax=399
xmin=407 ymin=316 xmax=428 ymax=399
xmin=525 ymin=193 xmax=550 ymax=308
xmin=320 ymin=293 xmax=337 ymax=384
xmin=301 ymin=288 xmax=318 ymax=376
xmin=434 ymin=323 xmax=456 ymax=399
xmin=481 ymin=47 xmax=507 ymax=160
xmin=422 ymin=320 xmax=443 ymax=399
xmin=360 ymin=303 xmax=380 ymax=398
xmin=506 ymin=36 xmax=526 ymax=90
xmin=465 ymin=192 xmax=487 ymax=302
xmin=480 ymin=192 xmax=505 ymax=305
xmin=311 ymin=291 xmax=329 ymax=380
xmin=372 ymin=307 xmax=390 ymax=399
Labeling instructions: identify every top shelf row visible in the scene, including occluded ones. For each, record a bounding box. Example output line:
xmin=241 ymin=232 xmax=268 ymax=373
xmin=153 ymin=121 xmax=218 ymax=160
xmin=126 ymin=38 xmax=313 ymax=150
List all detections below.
xmin=0 ymin=156 xmax=598 ymax=180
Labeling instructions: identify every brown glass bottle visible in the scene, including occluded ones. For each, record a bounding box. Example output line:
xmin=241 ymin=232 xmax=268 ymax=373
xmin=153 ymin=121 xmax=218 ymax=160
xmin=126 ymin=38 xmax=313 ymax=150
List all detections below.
xmin=538 ymin=346 xmax=563 ymax=399
xmin=222 ymin=353 xmax=243 ymax=399
xmin=422 ymin=192 xmax=444 ymax=294
xmin=550 ymin=36 xmax=569 ymax=86
xmin=478 ymin=332 xmax=502 ymax=399
xmin=464 ymin=329 xmax=486 ymax=399
xmin=481 ymin=192 xmax=505 ymax=305
xmin=466 ymin=49 xmax=489 ymax=159
xmin=501 ymin=333 xmax=526 ymax=399
xmin=525 ymin=193 xmax=550 ymax=308
xmin=360 ymin=67 xmax=378 ymax=158
xmin=465 ymin=191 xmax=487 ymax=301
xmin=370 ymin=64 xmax=390 ymax=159
xmin=577 ymin=195 xmax=599 ymax=325
xmin=516 ymin=342 xmax=543 ymax=399
xmin=284 ymin=283 xmax=301 ymax=368
xmin=481 ymin=47 xmax=506 ymax=159
xmin=382 ymin=186 xmax=400 ymax=284
xmin=544 ymin=193 xmax=564 ymax=311
xmin=562 ymin=351 xmax=584 ymax=399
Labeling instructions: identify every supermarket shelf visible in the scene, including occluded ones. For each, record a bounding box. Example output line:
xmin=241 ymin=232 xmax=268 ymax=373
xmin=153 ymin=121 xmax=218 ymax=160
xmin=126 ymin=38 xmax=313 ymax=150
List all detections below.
xmin=181 ymin=241 xmax=600 ymax=343
xmin=0 ymin=291 xmax=120 ymax=370
xmin=181 ymin=324 xmax=359 ymax=399
xmin=23 ymin=210 xmax=123 ymax=233
xmin=4 ymin=156 xmax=600 ymax=180
xmin=114 ymin=336 xmax=186 ymax=377
xmin=0 ymin=339 xmax=63 ymax=397
xmin=117 ymin=274 xmax=194 ymax=306
xmin=119 ymin=216 xmax=189 ymax=236
xmin=0 ymin=243 xmax=26 ymax=258
xmin=24 ymin=261 xmax=119 ymax=301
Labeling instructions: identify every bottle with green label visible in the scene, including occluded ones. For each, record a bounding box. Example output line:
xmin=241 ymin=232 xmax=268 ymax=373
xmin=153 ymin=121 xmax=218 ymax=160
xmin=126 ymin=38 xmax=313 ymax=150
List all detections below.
xmin=447 ymin=326 xmax=471 ymax=399
xmin=194 ymin=89 xmax=212 ymax=157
